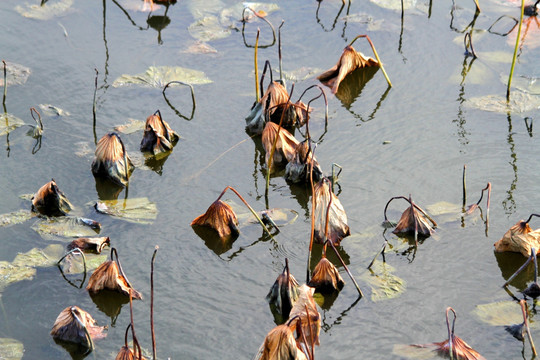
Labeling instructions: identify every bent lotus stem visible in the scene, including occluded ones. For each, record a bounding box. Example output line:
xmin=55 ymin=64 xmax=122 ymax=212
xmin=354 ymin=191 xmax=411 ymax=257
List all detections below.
xmin=463 ymin=31 xmax=477 ymax=58
xmin=503 ymin=248 xmax=535 ymax=287
xmin=241 ymin=7 xmax=276 ymax=48
xmin=326 ymin=239 xmax=364 ymax=298
xmin=163 ymin=81 xmax=196 ymax=120
xmin=473 ymin=0 xmax=481 ymax=13
xmin=57 ymin=248 xmax=87 ymax=287
xmin=260 ymin=60 xmax=274 ymax=102
xmin=367 ymin=240 xmax=388 ymax=270
xmin=348 ymin=35 xmax=392 ymax=88
xmin=151 ymin=246 xmax=159 ymax=360
xmin=520 ymin=299 xmax=537 ymax=356
xmin=2 ymin=60 xmax=7 ymax=107
xmin=111 ymin=247 xmax=134 ymax=288
xmin=255 ymin=29 xmax=260 ymax=102
xmin=297 ymin=84 xmax=329 ymax=128
xmin=467 ymin=182 xmax=491 ymax=214
xmin=446 ymin=307 xmax=457 ymax=360
xmin=507 ymin=0 xmax=524 ymax=101
xmin=525 ymin=214 xmax=540 ymax=225
xmin=128 ymin=288 xmax=143 ymax=359
xmin=124 ymin=323 xmax=132 ymax=348
xmin=278 ymin=20 xmax=285 ymax=84
xmin=30 ymin=107 xmax=43 ymax=131
xmin=383 ymin=196 xmax=438 ymax=227
xmin=217 ymin=186 xmax=274 ymax=240
xmin=71 ymin=307 xmax=94 ymax=354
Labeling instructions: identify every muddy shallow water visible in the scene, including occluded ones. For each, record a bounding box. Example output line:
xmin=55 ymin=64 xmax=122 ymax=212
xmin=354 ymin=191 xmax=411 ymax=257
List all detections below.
xmin=1 ymin=0 xmax=540 ymax=359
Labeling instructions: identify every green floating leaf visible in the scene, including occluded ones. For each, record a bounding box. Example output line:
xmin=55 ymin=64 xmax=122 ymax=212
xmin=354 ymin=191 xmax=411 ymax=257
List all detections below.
xmin=114 ymin=119 xmax=145 ymax=134
xmin=0 ymin=261 xmax=36 ymax=293
xmin=392 ymin=344 xmax=436 ymax=359
xmin=59 ymin=253 xmax=107 ymax=275
xmin=74 ymin=141 xmax=93 ymax=158
xmin=502 ymin=74 xmax=540 ymax=95
xmin=31 ymin=217 xmax=100 ymax=241
xmin=113 ymin=66 xmax=212 ymax=88
xmin=15 ymin=0 xmax=73 ymax=20
xmin=0 ymin=209 xmax=34 ymax=228
xmin=38 ymin=104 xmax=70 ymax=117
xmin=11 ymin=244 xmax=64 ymax=268
xmin=188 ymin=16 xmax=232 ymax=42
xmin=473 ymin=301 xmax=526 ymax=326
xmin=467 ymin=91 xmax=540 ymax=113
xmin=360 ymin=260 xmax=406 ymax=302
xmin=425 ymin=201 xmax=463 ymax=224
xmin=0 ymin=113 xmax=25 ymax=136
xmin=182 ymin=41 xmax=219 ymax=55
xmin=0 ymin=62 xmax=31 ymax=87
xmin=95 ymin=198 xmax=158 ymax=224
xmin=0 ymin=338 xmax=24 ymax=360
xmin=282 ymin=67 xmax=323 ymax=82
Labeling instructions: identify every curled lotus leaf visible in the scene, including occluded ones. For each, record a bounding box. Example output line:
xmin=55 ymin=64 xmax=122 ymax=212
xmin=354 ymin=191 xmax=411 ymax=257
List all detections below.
xmin=31 ymin=217 xmax=101 ymax=241
xmin=361 ymin=260 xmax=406 ymax=302
xmin=0 ymin=338 xmax=24 ymax=360
xmin=0 ymin=113 xmax=25 ymax=136
xmin=494 ymin=221 xmax=540 ymax=257
xmin=15 ymin=0 xmax=74 ymax=20
xmin=472 ymin=301 xmax=527 ymax=326
xmin=0 ymin=209 xmax=34 ymax=228
xmin=0 ymin=62 xmax=31 ymax=87
xmin=113 ymin=66 xmax=212 ymax=88
xmin=94 ymin=198 xmax=158 ymax=225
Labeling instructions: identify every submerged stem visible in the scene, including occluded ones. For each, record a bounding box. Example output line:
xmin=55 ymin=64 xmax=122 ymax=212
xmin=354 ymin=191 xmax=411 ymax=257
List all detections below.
xmin=327 ymin=240 xmax=363 ymax=297
xmin=367 ymin=240 xmax=388 ymax=269
xmin=507 ymin=0 xmax=524 ymax=100
xmin=503 ymin=248 xmax=535 ymax=287
xmin=348 ymin=35 xmax=392 ymax=87
xmin=462 ymin=165 xmax=467 ymax=208
xmin=151 ymin=246 xmax=158 ymax=360
xmin=521 ymin=300 xmax=538 ymax=356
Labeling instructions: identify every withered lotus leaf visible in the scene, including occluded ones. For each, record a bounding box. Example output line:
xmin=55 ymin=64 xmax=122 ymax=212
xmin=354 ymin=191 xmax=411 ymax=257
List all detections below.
xmin=91 ymin=133 xmax=134 ymax=187
xmin=50 ymin=306 xmax=107 ymax=347
xmin=140 ymin=111 xmax=179 ymax=155
xmin=317 ymin=45 xmax=379 ymax=94
xmin=86 ymin=260 xmax=142 ymax=299
xmin=262 ymin=122 xmax=299 ymax=170
xmin=289 ymin=284 xmax=321 ymax=347
xmin=266 ymin=260 xmax=300 ymax=318
xmin=393 ymin=204 xmax=434 ymax=237
xmin=115 ymin=346 xmax=148 ymax=360
xmin=307 ymin=257 xmax=344 ymax=293
xmin=258 ymin=324 xmax=308 ymax=360
xmin=246 ymin=81 xmax=290 ymax=135
xmin=67 ymin=237 xmax=110 ymax=254
xmin=284 ymin=140 xmax=323 ymax=184
xmin=191 ymin=200 xmax=239 ymax=239
xmin=430 ymin=335 xmax=486 ymax=360
xmin=312 ymin=179 xmax=349 ymax=245
xmin=494 ymin=220 xmax=540 ymax=257
xmin=31 ymin=179 xmax=72 ymax=217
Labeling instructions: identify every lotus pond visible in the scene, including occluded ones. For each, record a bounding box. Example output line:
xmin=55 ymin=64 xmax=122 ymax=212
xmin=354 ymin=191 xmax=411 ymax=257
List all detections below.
xmin=1 ymin=0 xmax=540 ymax=359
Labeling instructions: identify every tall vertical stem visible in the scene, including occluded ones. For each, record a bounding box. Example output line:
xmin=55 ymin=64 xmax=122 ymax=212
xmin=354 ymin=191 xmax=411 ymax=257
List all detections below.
xmin=507 ymin=0 xmax=525 ymax=100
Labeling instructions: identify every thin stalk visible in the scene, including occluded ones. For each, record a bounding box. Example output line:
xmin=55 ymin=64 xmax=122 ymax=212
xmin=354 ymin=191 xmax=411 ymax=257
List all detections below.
xmin=163 ymin=81 xmax=196 ymax=120
xmin=367 ymin=240 xmax=388 ymax=269
xmin=297 ymin=84 xmax=329 ymax=128
xmin=446 ymin=307 xmax=456 ymax=360
xmin=349 ymin=35 xmax=392 ymax=87
xmin=327 ymin=240 xmax=363 ymax=297
xmin=521 ymin=300 xmax=538 ymax=356
xmin=2 ymin=60 xmax=7 ymax=107
xmin=503 ymin=248 xmax=535 ymax=287
xmin=151 ymin=246 xmax=159 ymax=360
xmin=278 ymin=20 xmax=285 ymax=84
xmin=111 ymin=247 xmax=134 ymax=289
xmin=255 ymin=29 xmax=260 ymax=102
xmin=507 ymin=0 xmax=525 ymax=100
xmin=462 ymin=165 xmax=467 ymax=208
xmin=306 ymin=100 xmax=316 ymax=283
xmin=217 ymin=186 xmax=275 ymax=240
xmin=304 ymin=305 xmax=315 ymax=360
xmin=57 ymin=248 xmax=87 ymax=285
xmin=331 ymin=163 xmax=342 ymax=190
xmin=410 ymin=195 xmax=419 ymax=246
xmin=129 ymin=289 xmax=137 ymax=356
xmin=93 ymin=69 xmax=98 ymax=144
xmin=30 ymin=107 xmax=43 ymax=131
xmin=473 ymin=0 xmax=481 ymax=13
xmin=525 ymin=214 xmax=540 ymax=224
xmin=241 ymin=7 xmax=276 ymax=48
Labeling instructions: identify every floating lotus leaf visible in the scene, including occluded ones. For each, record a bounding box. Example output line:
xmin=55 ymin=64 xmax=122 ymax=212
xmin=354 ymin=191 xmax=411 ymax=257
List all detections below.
xmin=0 ymin=209 xmax=34 ymax=227
xmin=0 ymin=113 xmax=25 ymax=136
xmin=94 ymin=198 xmax=158 ymax=225
xmin=188 ymin=16 xmax=232 ymax=42
xmin=11 ymin=244 xmax=64 ymax=268
xmin=31 ymin=217 xmax=101 ymax=240
xmin=74 ymin=141 xmax=93 ymax=158
xmin=59 ymin=253 xmax=108 ymax=275
xmin=392 ymin=343 xmax=437 ymax=359
xmin=502 ymin=74 xmax=540 ymax=95
xmin=187 ymin=0 xmax=224 ymax=20
xmin=361 ymin=260 xmax=406 ymax=302
xmin=472 ymin=301 xmax=525 ymax=326
xmin=0 ymin=61 xmax=31 ymax=87
xmin=38 ymin=104 xmax=70 ymax=117
xmin=0 ymin=261 xmax=36 ymax=293
xmin=282 ymin=67 xmax=323 ymax=82
xmin=112 ymin=66 xmax=212 ymax=88
xmin=369 ymin=0 xmax=426 ymax=11
xmin=449 ymin=62 xmax=493 ymax=85
xmin=467 ymin=91 xmax=540 ymax=113
xmin=15 ymin=0 xmax=73 ymax=20
xmin=0 ymin=338 xmax=24 ymax=360
xmin=114 ymin=119 xmax=145 ymax=134
xmin=341 ymin=13 xmax=374 ymax=24
xmin=425 ymin=201 xmax=466 ymax=224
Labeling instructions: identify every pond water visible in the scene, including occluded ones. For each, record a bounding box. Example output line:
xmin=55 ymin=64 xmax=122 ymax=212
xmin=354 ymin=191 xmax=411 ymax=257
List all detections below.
xmin=1 ymin=0 xmax=540 ymax=359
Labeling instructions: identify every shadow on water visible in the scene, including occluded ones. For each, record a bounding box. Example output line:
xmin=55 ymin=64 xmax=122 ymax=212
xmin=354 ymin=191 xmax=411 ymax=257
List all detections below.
xmin=89 ymin=290 xmax=129 ymax=326
xmin=495 ymin=251 xmax=539 ymax=291
xmin=53 ymin=338 xmax=92 ymax=360
xmin=192 ymin=224 xmax=238 ymax=256
xmin=94 ymin=176 xmax=125 ymax=201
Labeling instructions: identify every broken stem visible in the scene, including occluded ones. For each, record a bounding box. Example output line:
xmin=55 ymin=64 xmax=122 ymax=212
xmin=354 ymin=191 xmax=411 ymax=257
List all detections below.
xmin=507 ymin=0 xmax=524 ymax=101
xmin=348 ymin=35 xmax=392 ymax=87
xmin=255 ymin=29 xmax=260 ymax=102
xmin=162 ymin=81 xmax=196 ymax=120
xmin=463 ymin=31 xmax=477 ymax=58
xmin=297 ymin=84 xmax=329 ymax=129
xmin=331 ymin=163 xmax=342 ymax=190
xmin=111 ymin=247 xmax=134 ymax=289
xmin=503 ymin=248 xmax=535 ymax=287
xmin=521 ymin=299 xmax=537 ymax=356
xmin=151 ymin=246 xmax=158 ymax=360
xmin=327 ymin=240 xmax=363 ymax=298
xmin=367 ymin=240 xmax=388 ymax=269
xmin=242 ymin=7 xmax=276 ymax=48
xmin=30 ymin=107 xmax=43 ymax=131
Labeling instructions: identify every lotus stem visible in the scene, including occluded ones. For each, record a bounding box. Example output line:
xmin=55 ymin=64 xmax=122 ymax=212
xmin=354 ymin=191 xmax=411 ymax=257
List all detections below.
xmin=507 ymin=0 xmax=524 ymax=101
xmin=446 ymin=307 xmax=457 ymax=360
xmin=255 ymin=29 xmax=260 ymax=102
xmin=93 ymin=69 xmax=98 ymax=144
xmin=410 ymin=195 xmax=419 ymax=246
xmin=331 ymin=163 xmax=342 ymax=190
xmin=367 ymin=240 xmax=388 ymax=269
xmin=217 ymin=186 xmax=275 ymax=240
xmin=304 ymin=305 xmax=315 ymax=360
xmin=462 ymin=165 xmax=467 ymax=208
xmin=307 ymin=103 xmax=316 ymax=283
xmin=348 ymin=35 xmax=392 ymax=88
xmin=124 ymin=323 xmax=132 ymax=347
xmin=151 ymin=246 xmax=158 ymax=360
xmin=327 ymin=240 xmax=363 ymax=298
xmin=261 ymin=211 xmax=280 ymax=233
xmin=71 ymin=307 xmax=94 ymax=354
xmin=278 ymin=20 xmax=285 ymax=84
xmin=154 ymin=109 xmax=169 ymax=140
xmin=57 ymin=248 xmax=87 ymax=287
xmin=129 ymin=289 xmax=137 ymax=356
xmin=525 ymin=214 xmax=540 ymax=224
xmin=241 ymin=7 xmax=276 ymax=48
xmin=503 ymin=248 xmax=535 ymax=287
xmin=463 ymin=31 xmax=477 ymax=58
xmin=534 ymin=247 xmax=538 ymax=285
xmin=383 ymin=196 xmax=437 ymax=227
xmin=260 ymin=60 xmax=274 ymax=101
xmin=111 ymin=247 xmax=134 ymax=289
xmin=30 ymin=107 xmax=43 ymax=130
xmin=521 ymin=300 xmax=537 ymax=356
xmin=297 ymin=84 xmax=329 ymax=129
xmin=162 ymin=81 xmax=196 ymax=120
xmin=323 ymin=180 xmax=333 ymax=242
xmin=2 ymin=60 xmax=7 ymax=107
xmin=473 ymin=0 xmax=481 ymax=13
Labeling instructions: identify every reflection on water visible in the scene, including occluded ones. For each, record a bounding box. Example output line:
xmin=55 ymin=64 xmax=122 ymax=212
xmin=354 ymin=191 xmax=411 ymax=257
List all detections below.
xmin=192 ymin=224 xmax=238 ymax=255
xmin=495 ymin=251 xmax=540 ymax=291
xmin=89 ymin=290 xmax=129 ymax=326
xmin=503 ymin=114 xmax=518 ymax=215
xmin=53 ymin=338 xmax=92 ymax=360
xmin=94 ymin=176 xmax=125 ymax=201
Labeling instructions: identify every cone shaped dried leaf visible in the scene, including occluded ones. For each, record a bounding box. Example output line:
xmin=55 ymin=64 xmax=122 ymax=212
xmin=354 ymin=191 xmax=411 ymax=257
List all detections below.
xmin=258 ymin=324 xmax=308 ymax=360
xmin=67 ymin=237 xmax=110 ymax=254
xmin=86 ymin=260 xmax=142 ymax=299
xmin=312 ymin=179 xmax=349 ymax=245
xmin=191 ymin=200 xmax=239 ymax=239
xmin=494 ymin=220 xmax=540 ymax=257
xmin=266 ymin=260 xmax=300 ymax=317
xmin=284 ymin=141 xmax=323 ymax=184
xmin=50 ymin=306 xmax=107 ymax=347
xmin=262 ymin=122 xmax=299 ymax=169
xmin=31 ymin=179 xmax=72 ymax=217
xmin=318 ymin=45 xmax=379 ymax=94
xmin=289 ymin=284 xmax=320 ymax=347
xmin=140 ymin=111 xmax=179 ymax=155
xmin=91 ymin=133 xmax=134 ymax=186
xmin=393 ymin=203 xmax=434 ymax=237
xmin=308 ymin=257 xmax=344 ymax=293
xmin=115 ymin=346 xmax=148 ymax=360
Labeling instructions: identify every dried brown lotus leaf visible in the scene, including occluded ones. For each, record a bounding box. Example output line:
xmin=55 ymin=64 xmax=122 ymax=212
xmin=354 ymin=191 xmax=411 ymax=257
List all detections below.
xmin=115 ymin=346 xmax=148 ymax=360
xmin=494 ymin=221 xmax=540 ymax=257
xmin=289 ymin=284 xmax=321 ymax=347
xmin=428 ymin=336 xmax=486 ymax=360
xmin=31 ymin=179 xmax=72 ymax=217
xmin=262 ymin=122 xmax=299 ymax=169
xmin=50 ymin=306 xmax=107 ymax=347
xmin=393 ymin=205 xmax=434 ymax=237
xmin=318 ymin=45 xmax=379 ymax=94
xmin=92 ymin=133 xmax=134 ymax=187
xmin=67 ymin=237 xmax=110 ymax=254
xmin=266 ymin=262 xmax=300 ymax=317
xmin=284 ymin=141 xmax=323 ymax=184
xmin=86 ymin=260 xmax=142 ymax=299
xmin=191 ymin=200 xmax=239 ymax=239
xmin=140 ymin=113 xmax=179 ymax=155
xmin=308 ymin=257 xmax=344 ymax=293
xmin=312 ymin=179 xmax=350 ymax=245
xmin=259 ymin=324 xmax=308 ymax=360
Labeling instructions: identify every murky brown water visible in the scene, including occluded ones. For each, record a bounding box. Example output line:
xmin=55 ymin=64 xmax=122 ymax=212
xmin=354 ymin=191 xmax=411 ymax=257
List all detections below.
xmin=1 ymin=0 xmax=540 ymax=358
